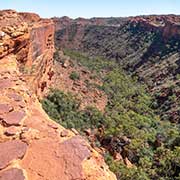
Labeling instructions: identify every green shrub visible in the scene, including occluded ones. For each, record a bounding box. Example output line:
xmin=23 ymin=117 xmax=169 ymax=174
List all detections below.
xmin=176 ymin=74 xmax=180 ymax=80
xmin=69 ymin=71 xmax=80 ymax=80
xmin=41 ymin=89 xmax=103 ymax=130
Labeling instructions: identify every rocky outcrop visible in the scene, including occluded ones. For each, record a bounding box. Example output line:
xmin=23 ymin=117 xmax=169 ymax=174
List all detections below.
xmin=19 ymin=12 xmax=41 ymax=23
xmin=53 ymin=16 xmax=128 ymax=49
xmin=0 ymin=10 xmax=54 ymax=98
xmin=54 ymin=15 xmax=180 ymax=50
xmin=163 ymin=20 xmax=180 ymax=38
xmin=0 ymin=10 xmax=116 ymax=180
xmin=130 ymin=15 xmax=180 ymax=39
xmin=53 ymin=16 xmax=108 ymax=32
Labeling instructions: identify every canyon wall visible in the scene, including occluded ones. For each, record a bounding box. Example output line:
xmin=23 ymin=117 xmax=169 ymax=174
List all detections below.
xmin=130 ymin=15 xmax=180 ymax=38
xmin=0 ymin=10 xmax=116 ymax=180
xmin=54 ymin=15 xmax=180 ymax=50
xmin=0 ymin=10 xmax=54 ymax=98
xmin=19 ymin=12 xmax=55 ymax=98
xmin=54 ymin=15 xmax=180 ymax=123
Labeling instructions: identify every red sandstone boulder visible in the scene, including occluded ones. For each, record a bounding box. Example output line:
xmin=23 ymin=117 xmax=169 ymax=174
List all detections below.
xmin=0 ymin=168 xmax=25 ymax=180
xmin=0 ymin=104 xmax=13 ymax=115
xmin=2 ymin=110 xmax=26 ymax=126
xmin=0 ymin=140 xmax=27 ymax=170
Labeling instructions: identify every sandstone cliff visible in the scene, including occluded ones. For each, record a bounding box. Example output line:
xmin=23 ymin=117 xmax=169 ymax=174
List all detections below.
xmin=0 ymin=10 xmax=116 ymax=180
xmin=54 ymin=15 xmax=180 ymax=50
xmin=130 ymin=15 xmax=180 ymax=38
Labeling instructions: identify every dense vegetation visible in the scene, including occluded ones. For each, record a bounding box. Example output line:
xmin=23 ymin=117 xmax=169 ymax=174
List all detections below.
xmin=84 ymin=24 xmax=180 ymax=123
xmin=42 ymin=50 xmax=180 ymax=179
xmin=42 ymin=89 xmax=104 ymax=131
xmin=56 ymin=20 xmax=180 ymax=123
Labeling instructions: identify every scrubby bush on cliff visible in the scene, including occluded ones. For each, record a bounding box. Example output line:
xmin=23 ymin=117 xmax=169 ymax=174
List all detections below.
xmin=42 ymin=89 xmax=104 ymax=130
xmin=69 ymin=71 xmax=80 ymax=80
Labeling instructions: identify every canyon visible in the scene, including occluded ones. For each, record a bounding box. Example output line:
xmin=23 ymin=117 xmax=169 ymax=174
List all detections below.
xmin=52 ymin=16 xmax=180 ymax=179
xmin=1 ymin=9 xmax=180 ymax=180
xmin=54 ymin=15 xmax=180 ymax=123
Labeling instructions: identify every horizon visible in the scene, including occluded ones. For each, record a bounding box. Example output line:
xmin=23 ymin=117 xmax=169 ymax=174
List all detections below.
xmin=0 ymin=0 xmax=180 ymax=19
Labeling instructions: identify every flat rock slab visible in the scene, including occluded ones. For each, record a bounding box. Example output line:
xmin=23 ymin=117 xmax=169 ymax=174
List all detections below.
xmin=0 ymin=140 xmax=27 ymax=170
xmin=21 ymin=136 xmax=91 ymax=180
xmin=7 ymin=93 xmax=22 ymax=102
xmin=0 ymin=168 xmax=25 ymax=180
xmin=0 ymin=104 xmax=13 ymax=115
xmin=0 ymin=79 xmax=12 ymax=89
xmin=56 ymin=136 xmax=91 ymax=179
xmin=2 ymin=110 xmax=26 ymax=126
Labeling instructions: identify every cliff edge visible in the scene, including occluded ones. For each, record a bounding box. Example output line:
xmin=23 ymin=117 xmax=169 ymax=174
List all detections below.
xmin=0 ymin=10 xmax=116 ymax=180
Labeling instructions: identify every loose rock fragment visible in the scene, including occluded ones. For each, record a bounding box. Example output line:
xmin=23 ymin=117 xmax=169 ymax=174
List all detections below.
xmin=3 ymin=110 xmax=26 ymax=126
xmin=0 ymin=104 xmax=13 ymax=115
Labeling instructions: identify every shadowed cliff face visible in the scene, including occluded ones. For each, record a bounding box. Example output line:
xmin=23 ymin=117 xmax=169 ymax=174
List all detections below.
xmin=0 ymin=10 xmax=116 ymax=180
xmin=54 ymin=15 xmax=180 ymax=49
xmin=25 ymin=19 xmax=55 ymax=98
xmin=54 ymin=15 xmax=180 ymax=123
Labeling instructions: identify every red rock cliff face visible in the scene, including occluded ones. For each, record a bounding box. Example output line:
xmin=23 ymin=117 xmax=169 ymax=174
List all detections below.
xmin=25 ymin=19 xmax=55 ymax=98
xmin=0 ymin=10 xmax=116 ymax=180
xmin=17 ymin=13 xmax=55 ymax=98
xmin=130 ymin=15 xmax=180 ymax=39
xmin=54 ymin=15 xmax=180 ymax=51
xmin=0 ymin=10 xmax=54 ymax=98
xmin=53 ymin=17 xmax=111 ymax=49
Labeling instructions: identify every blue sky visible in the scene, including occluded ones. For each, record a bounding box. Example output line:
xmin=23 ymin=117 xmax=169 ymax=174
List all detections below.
xmin=0 ymin=0 xmax=180 ymax=18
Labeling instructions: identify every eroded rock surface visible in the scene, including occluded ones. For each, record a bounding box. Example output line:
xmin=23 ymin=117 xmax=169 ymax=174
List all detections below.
xmin=0 ymin=140 xmax=27 ymax=170
xmin=130 ymin=15 xmax=180 ymax=39
xmin=0 ymin=10 xmax=116 ymax=180
xmin=0 ymin=168 xmax=25 ymax=180
xmin=2 ymin=110 xmax=26 ymax=126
